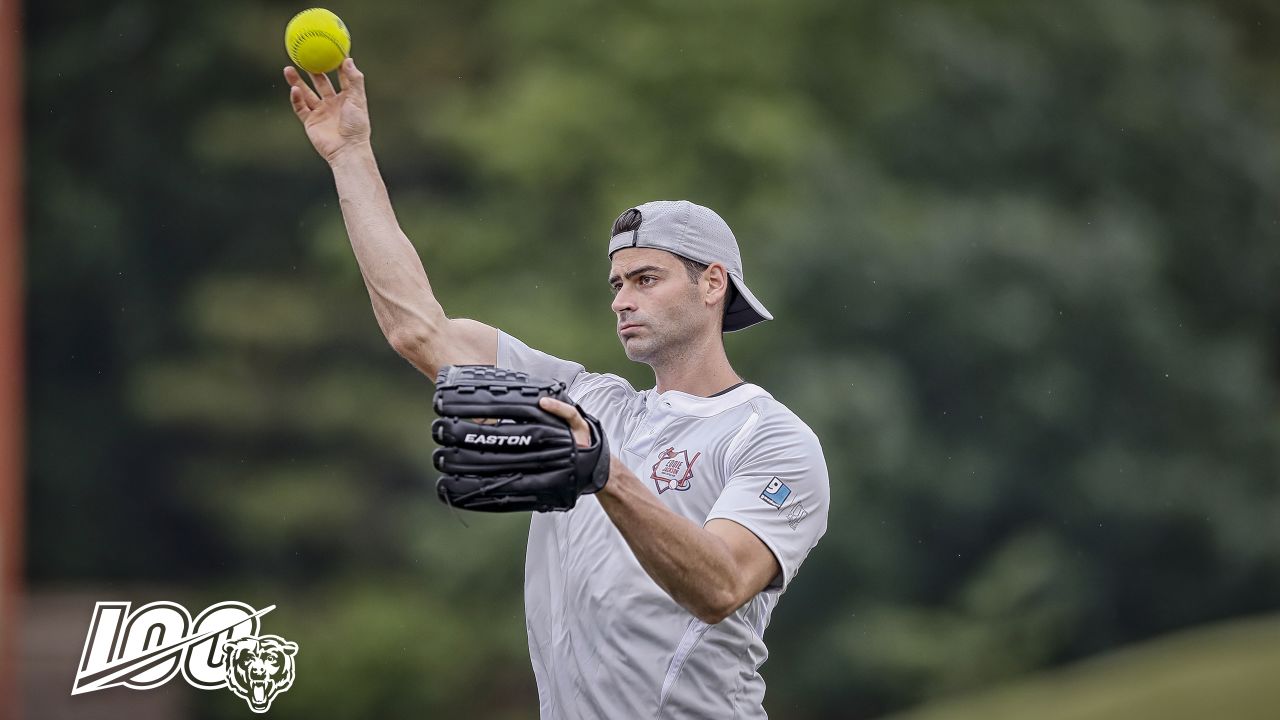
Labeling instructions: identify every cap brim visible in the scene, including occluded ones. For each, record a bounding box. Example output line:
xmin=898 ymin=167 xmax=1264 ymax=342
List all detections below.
xmin=723 ymin=274 xmax=772 ymax=332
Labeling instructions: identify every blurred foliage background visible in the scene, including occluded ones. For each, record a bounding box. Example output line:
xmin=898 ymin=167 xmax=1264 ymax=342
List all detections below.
xmin=23 ymin=0 xmax=1280 ymax=718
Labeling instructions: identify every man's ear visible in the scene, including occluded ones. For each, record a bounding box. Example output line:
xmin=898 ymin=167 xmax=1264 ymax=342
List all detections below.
xmin=704 ymin=263 xmax=730 ymax=308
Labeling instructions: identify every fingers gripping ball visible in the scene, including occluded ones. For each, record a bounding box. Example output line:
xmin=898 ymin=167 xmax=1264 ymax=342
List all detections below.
xmin=284 ymin=8 xmax=351 ymax=74
xmin=431 ymin=366 xmax=611 ymax=513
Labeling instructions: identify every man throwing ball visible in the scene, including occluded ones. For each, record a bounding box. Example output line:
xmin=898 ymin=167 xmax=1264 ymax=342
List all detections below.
xmin=285 ymin=58 xmax=829 ymax=719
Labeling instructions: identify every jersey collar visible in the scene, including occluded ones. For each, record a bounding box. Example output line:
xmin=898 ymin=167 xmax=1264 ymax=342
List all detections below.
xmin=644 ymin=383 xmax=771 ymax=418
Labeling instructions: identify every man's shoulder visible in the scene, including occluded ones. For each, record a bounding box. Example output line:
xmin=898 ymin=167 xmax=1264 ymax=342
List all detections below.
xmin=743 ymin=390 xmax=821 ymax=446
xmin=570 ymin=371 xmax=639 ymax=401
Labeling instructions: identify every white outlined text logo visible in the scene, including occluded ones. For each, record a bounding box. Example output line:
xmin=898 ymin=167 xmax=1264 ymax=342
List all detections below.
xmin=72 ymin=601 xmax=298 ymax=713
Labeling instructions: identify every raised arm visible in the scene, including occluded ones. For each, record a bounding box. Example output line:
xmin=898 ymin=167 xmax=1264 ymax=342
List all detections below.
xmin=283 ymin=58 xmax=495 ymax=379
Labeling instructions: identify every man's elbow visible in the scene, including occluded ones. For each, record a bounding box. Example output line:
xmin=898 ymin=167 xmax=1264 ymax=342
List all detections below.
xmin=387 ymin=323 xmax=440 ymax=372
xmin=691 ymin=587 xmax=743 ymax=625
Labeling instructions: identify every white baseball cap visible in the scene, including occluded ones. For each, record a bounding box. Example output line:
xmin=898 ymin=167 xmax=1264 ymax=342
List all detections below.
xmin=607 ymin=200 xmax=773 ymax=332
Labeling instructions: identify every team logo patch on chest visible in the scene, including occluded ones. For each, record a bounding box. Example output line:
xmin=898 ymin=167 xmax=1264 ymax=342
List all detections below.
xmin=650 ymin=447 xmax=701 ymax=494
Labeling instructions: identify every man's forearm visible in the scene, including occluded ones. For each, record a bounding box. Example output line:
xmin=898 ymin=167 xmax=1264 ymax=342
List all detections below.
xmin=596 ymin=461 xmax=742 ymax=624
xmin=328 ymin=143 xmax=445 ymax=345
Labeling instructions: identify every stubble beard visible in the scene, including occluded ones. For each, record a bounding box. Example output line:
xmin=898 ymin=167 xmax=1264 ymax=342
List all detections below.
xmin=620 ymin=284 xmax=708 ymax=367
xmin=621 ymin=314 xmax=701 ymax=368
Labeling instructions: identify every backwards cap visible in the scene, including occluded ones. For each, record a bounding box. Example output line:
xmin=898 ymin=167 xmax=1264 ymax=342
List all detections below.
xmin=607 ymin=200 xmax=773 ymax=332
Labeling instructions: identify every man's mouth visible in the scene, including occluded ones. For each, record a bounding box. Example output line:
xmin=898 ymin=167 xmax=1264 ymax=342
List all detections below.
xmin=618 ymin=323 xmax=642 ymax=334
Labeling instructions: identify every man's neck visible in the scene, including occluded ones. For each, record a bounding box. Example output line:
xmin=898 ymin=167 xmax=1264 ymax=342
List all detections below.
xmin=651 ymin=336 xmax=742 ymax=398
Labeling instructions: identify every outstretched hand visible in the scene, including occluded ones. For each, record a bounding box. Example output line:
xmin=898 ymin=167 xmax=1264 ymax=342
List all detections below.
xmin=283 ymin=58 xmax=370 ymax=164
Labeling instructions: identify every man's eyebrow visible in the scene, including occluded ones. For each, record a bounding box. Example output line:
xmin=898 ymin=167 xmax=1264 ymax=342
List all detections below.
xmin=607 ymin=265 xmax=667 ymax=285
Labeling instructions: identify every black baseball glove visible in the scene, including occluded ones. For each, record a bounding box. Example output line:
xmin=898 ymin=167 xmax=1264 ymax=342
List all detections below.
xmin=430 ymin=365 xmax=610 ymax=512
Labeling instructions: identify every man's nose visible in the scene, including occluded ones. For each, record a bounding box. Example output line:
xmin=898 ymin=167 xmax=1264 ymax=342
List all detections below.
xmin=611 ymin=286 xmax=636 ymax=315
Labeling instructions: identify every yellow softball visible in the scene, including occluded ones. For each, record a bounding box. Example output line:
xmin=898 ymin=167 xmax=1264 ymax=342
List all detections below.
xmin=284 ymin=8 xmax=351 ymax=74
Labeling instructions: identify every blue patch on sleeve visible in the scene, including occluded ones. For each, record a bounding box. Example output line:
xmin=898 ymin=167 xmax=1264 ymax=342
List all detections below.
xmin=759 ymin=477 xmax=792 ymax=508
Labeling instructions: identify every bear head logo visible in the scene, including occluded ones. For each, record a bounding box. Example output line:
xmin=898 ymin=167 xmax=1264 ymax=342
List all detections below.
xmin=222 ymin=634 xmax=298 ymax=713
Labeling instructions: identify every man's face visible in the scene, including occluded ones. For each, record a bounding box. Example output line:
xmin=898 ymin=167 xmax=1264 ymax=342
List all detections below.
xmin=608 ymin=248 xmax=709 ymax=364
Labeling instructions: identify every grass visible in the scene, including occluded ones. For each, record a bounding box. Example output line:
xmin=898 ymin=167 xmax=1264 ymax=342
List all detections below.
xmin=882 ymin=613 xmax=1280 ymax=720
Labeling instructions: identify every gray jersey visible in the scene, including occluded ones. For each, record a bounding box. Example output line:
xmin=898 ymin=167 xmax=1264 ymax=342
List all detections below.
xmin=498 ymin=331 xmax=830 ymax=719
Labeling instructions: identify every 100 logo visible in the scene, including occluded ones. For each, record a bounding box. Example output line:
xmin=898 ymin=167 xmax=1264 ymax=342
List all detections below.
xmin=72 ymin=601 xmax=299 ymax=713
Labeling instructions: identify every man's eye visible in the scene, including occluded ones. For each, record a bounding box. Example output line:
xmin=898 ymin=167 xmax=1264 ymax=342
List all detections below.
xmin=610 ymin=284 xmax=621 ymax=294
xmin=639 ymin=276 xmax=656 ymax=286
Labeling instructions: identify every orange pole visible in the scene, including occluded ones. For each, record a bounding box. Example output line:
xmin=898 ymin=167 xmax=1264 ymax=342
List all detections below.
xmin=0 ymin=0 xmax=23 ymax=717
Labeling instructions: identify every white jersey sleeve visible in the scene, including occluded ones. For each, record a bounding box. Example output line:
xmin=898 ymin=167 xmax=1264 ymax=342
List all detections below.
xmin=495 ymin=331 xmax=636 ymax=410
xmin=705 ymin=404 xmax=830 ymax=591
xmin=497 ymin=330 xmax=587 ymax=389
